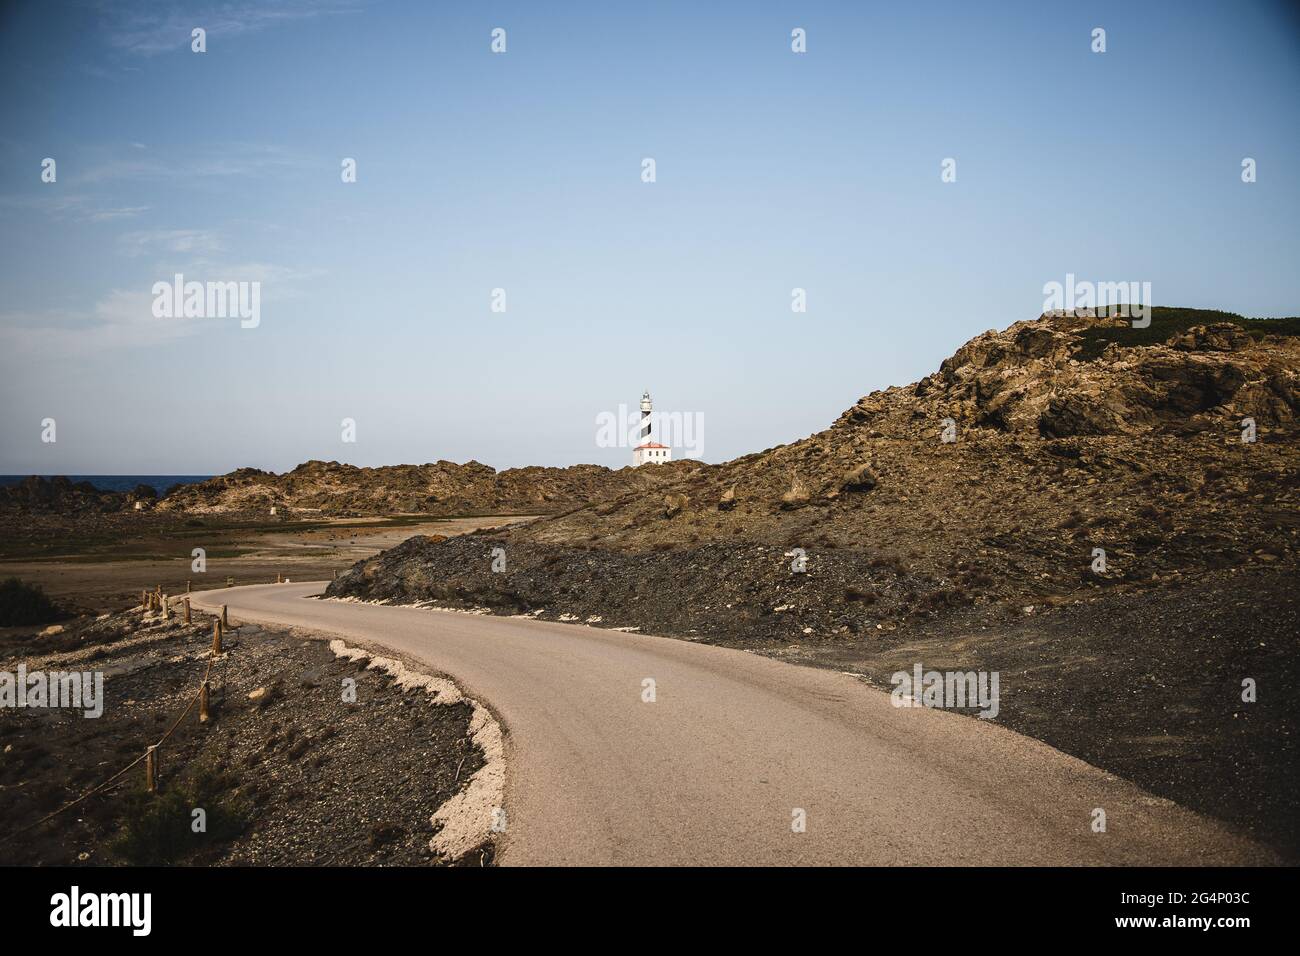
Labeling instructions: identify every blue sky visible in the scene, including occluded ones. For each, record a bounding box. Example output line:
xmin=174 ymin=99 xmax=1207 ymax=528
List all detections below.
xmin=1 ymin=0 xmax=1298 ymax=474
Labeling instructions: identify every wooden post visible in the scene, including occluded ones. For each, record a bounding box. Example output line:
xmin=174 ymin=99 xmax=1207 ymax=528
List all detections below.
xmin=199 ymin=681 xmax=211 ymax=724
xmin=276 ymin=571 xmax=282 ymax=584
xmin=212 ymin=619 xmax=223 ymax=656
xmin=221 ymin=604 xmax=229 ymax=628
xmin=186 ymin=580 xmax=191 ymax=594
xmin=183 ymin=598 xmax=191 ymax=624
xmin=145 ymin=746 xmax=157 ymax=793
xmin=161 ymin=594 xmax=171 ymax=620
xmin=140 ymin=589 xmax=148 ymax=609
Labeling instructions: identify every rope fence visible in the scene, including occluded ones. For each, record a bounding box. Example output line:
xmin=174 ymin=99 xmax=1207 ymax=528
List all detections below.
xmin=2 ymin=569 xmax=331 ymax=849
xmin=0 ymin=588 xmax=251 ymax=847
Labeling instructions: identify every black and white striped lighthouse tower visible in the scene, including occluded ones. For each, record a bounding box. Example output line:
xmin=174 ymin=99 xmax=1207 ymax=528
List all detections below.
xmin=640 ymin=390 xmax=652 ymax=443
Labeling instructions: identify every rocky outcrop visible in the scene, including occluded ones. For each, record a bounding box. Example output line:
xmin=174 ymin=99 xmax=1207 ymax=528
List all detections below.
xmin=153 ymin=458 xmax=687 ymax=517
xmin=2 ymin=458 xmax=687 ymax=520
xmin=0 ymin=476 xmax=156 ymax=515
xmin=328 ymin=308 xmax=1299 ymax=640
xmin=915 ymin=315 xmax=1296 ymax=439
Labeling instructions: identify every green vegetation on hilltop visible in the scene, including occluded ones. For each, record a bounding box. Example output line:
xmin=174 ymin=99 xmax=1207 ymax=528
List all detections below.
xmin=1075 ymin=306 xmax=1300 ymax=360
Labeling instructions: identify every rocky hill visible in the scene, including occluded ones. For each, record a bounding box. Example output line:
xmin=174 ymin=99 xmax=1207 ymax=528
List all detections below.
xmin=2 ymin=460 xmax=686 ymax=520
xmin=329 ymin=307 xmax=1299 ymax=629
xmin=0 ymin=476 xmax=160 ymax=515
xmin=153 ymin=459 xmax=682 ymax=517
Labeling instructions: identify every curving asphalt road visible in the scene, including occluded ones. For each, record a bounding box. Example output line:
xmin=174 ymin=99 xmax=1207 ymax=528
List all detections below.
xmin=191 ymin=582 xmax=1271 ymax=866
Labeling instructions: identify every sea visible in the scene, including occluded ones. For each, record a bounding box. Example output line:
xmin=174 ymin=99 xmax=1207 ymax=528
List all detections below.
xmin=0 ymin=475 xmax=213 ymax=493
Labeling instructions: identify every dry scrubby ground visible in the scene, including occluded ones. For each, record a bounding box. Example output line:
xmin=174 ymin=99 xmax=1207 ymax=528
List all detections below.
xmin=329 ymin=310 xmax=1300 ymax=859
xmin=0 ymin=606 xmax=489 ymax=866
xmin=152 ymin=459 xmax=674 ymax=517
xmin=0 ymin=513 xmax=524 ymax=618
xmin=1 ymin=458 xmax=679 ymax=521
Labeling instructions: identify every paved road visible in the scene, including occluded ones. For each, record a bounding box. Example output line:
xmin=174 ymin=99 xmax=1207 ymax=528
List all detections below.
xmin=191 ymin=582 xmax=1270 ymax=866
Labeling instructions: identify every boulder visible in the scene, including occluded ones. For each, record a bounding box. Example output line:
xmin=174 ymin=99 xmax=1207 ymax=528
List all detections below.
xmin=779 ymin=481 xmax=810 ymax=510
xmin=1169 ymin=323 xmax=1252 ymax=353
xmin=247 ymin=685 xmax=278 ymax=708
xmin=839 ymin=463 xmax=879 ymax=493
xmin=663 ymin=494 xmax=689 ymax=519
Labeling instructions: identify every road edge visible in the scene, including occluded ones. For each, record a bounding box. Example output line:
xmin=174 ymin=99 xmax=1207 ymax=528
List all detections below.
xmin=327 ymin=638 xmax=505 ymax=862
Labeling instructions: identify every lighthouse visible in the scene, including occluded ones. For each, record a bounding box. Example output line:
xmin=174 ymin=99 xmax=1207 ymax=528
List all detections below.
xmin=632 ymin=390 xmax=671 ymax=466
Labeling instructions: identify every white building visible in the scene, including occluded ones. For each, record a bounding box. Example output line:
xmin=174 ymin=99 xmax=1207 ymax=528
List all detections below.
xmin=632 ymin=390 xmax=672 ymax=466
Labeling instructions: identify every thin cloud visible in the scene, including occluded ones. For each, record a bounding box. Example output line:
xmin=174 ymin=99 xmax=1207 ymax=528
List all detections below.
xmin=75 ymin=143 xmax=311 ymax=185
xmin=117 ymin=228 xmax=225 ymax=257
xmin=0 ymin=193 xmax=149 ymax=224
xmin=0 ymin=258 xmax=325 ymax=362
xmin=89 ymin=205 xmax=151 ymax=222
xmin=98 ymin=0 xmax=366 ymax=56
xmin=0 ymin=289 xmax=201 ymax=359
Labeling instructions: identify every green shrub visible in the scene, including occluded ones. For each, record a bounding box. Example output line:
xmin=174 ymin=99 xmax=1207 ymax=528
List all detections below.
xmin=0 ymin=577 xmax=62 ymax=627
xmin=111 ymin=767 xmax=249 ymax=865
